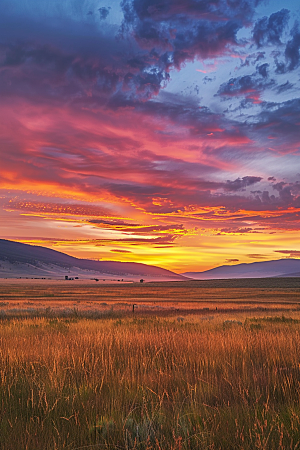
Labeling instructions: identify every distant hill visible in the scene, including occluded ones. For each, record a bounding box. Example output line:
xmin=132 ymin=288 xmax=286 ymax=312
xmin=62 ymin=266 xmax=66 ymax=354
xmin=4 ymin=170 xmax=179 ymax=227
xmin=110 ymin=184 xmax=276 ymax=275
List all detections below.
xmin=0 ymin=239 xmax=187 ymax=281
xmin=182 ymin=259 xmax=300 ymax=280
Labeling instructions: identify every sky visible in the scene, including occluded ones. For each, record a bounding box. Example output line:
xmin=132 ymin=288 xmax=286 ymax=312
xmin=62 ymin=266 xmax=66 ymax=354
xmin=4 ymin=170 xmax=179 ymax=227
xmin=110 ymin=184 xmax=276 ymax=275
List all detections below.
xmin=1 ymin=0 xmax=300 ymax=273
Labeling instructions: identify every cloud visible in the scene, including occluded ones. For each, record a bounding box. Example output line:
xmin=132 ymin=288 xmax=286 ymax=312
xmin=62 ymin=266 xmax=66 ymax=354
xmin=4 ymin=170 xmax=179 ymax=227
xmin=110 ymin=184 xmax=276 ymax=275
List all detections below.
xmin=285 ymin=22 xmax=300 ymax=71
xmin=252 ymin=9 xmax=290 ymax=47
xmin=217 ymin=70 xmax=274 ymax=102
xmin=246 ymin=254 xmax=267 ymax=259
xmin=272 ymin=181 xmax=300 ymax=204
xmin=89 ymin=219 xmax=186 ymax=235
xmin=219 ymin=227 xmax=255 ymax=234
xmin=254 ymin=98 xmax=300 ymax=149
xmin=276 ymin=81 xmax=294 ymax=93
xmin=260 ymin=190 xmax=276 ymax=204
xmin=223 ymin=176 xmax=262 ymax=191
xmin=257 ymin=63 xmax=269 ymax=78
xmin=22 ymin=235 xmax=179 ymax=247
xmin=230 ymin=208 xmax=300 ymax=232
xmin=0 ymin=0 xmax=262 ymax=109
xmin=274 ymin=250 xmax=300 ymax=258
xmin=120 ymin=0 xmax=262 ymax=69
xmin=225 ymin=258 xmax=239 ymax=263
xmin=247 ymin=179 xmax=300 ymax=209
xmin=5 ymin=200 xmax=114 ymax=217
xmin=0 ymin=14 xmax=170 ymax=104
xmin=98 ymin=7 xmax=111 ymax=20
xmin=1 ymin=0 xmax=300 ymax=266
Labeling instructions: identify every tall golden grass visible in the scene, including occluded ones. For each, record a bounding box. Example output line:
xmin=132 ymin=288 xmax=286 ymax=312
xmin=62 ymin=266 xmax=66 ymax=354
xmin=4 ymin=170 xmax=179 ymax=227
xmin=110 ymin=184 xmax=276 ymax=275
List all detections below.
xmin=1 ymin=315 xmax=300 ymax=449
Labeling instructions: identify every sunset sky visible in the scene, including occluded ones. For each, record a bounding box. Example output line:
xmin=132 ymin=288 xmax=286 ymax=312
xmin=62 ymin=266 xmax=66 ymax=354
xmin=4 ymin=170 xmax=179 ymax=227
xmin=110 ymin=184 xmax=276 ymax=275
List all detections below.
xmin=1 ymin=0 xmax=300 ymax=273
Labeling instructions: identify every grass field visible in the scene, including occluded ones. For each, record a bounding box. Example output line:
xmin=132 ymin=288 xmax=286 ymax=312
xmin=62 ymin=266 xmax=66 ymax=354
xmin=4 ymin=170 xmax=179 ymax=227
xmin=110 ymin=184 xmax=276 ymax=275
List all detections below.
xmin=1 ymin=279 xmax=300 ymax=449
xmin=1 ymin=278 xmax=300 ymax=317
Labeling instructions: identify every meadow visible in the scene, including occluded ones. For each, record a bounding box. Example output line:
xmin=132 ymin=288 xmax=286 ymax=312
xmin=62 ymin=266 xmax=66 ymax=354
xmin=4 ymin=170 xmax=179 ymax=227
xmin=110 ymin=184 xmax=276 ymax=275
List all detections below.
xmin=1 ymin=277 xmax=300 ymax=317
xmin=1 ymin=279 xmax=300 ymax=449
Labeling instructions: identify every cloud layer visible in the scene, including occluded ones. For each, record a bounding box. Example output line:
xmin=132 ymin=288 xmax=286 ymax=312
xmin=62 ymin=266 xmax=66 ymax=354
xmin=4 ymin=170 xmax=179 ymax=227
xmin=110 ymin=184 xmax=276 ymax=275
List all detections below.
xmin=1 ymin=0 xmax=300 ymax=270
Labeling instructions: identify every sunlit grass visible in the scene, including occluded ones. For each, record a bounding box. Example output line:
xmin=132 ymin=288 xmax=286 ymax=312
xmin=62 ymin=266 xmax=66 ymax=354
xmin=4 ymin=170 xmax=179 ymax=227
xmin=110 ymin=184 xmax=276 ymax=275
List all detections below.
xmin=1 ymin=315 xmax=300 ymax=449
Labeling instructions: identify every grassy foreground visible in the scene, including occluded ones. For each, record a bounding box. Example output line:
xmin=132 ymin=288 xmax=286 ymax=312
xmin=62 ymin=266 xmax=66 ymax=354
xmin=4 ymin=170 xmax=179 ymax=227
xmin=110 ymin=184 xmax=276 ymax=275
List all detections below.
xmin=1 ymin=315 xmax=300 ymax=449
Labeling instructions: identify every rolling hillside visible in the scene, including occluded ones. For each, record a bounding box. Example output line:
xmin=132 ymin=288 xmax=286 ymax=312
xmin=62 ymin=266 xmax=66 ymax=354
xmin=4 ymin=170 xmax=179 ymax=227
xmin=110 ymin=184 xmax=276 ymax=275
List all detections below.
xmin=0 ymin=239 xmax=186 ymax=281
xmin=183 ymin=259 xmax=300 ymax=280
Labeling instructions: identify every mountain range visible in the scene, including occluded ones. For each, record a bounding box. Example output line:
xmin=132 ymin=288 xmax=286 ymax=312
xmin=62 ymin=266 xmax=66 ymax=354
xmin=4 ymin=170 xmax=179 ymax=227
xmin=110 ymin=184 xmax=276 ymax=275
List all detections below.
xmin=0 ymin=239 xmax=186 ymax=281
xmin=183 ymin=259 xmax=300 ymax=280
xmin=1 ymin=239 xmax=300 ymax=281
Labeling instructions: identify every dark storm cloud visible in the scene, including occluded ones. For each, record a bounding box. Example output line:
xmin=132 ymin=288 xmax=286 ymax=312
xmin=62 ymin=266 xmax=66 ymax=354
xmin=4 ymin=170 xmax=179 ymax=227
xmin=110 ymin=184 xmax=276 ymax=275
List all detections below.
xmin=247 ymin=180 xmax=300 ymax=209
xmin=0 ymin=0 xmax=263 ymax=108
xmin=254 ymin=98 xmax=300 ymax=147
xmin=270 ymin=21 xmax=300 ymax=74
xmin=276 ymin=81 xmax=294 ymax=93
xmin=121 ymin=0 xmax=262 ymax=68
xmin=273 ymin=185 xmax=293 ymax=203
xmin=224 ymin=176 xmax=262 ymax=191
xmin=272 ymin=181 xmax=300 ymax=204
xmin=224 ymin=178 xmax=300 ymax=212
xmin=241 ymin=51 xmax=266 ymax=68
xmin=274 ymin=58 xmax=286 ymax=74
xmin=0 ymin=8 xmax=171 ymax=103
xmin=122 ymin=0 xmax=261 ymax=23
xmin=0 ymin=42 xmax=170 ymax=103
xmin=99 ymin=7 xmax=111 ymax=20
xmin=252 ymin=9 xmax=290 ymax=47
xmin=217 ymin=69 xmax=274 ymax=98
xmin=260 ymin=191 xmax=276 ymax=204
xmin=247 ymin=96 xmax=300 ymax=155
xmin=0 ymin=0 xmax=295 ymax=144
xmin=257 ymin=63 xmax=269 ymax=78
xmin=1 ymin=43 xmax=120 ymax=96
xmin=285 ymin=22 xmax=300 ymax=71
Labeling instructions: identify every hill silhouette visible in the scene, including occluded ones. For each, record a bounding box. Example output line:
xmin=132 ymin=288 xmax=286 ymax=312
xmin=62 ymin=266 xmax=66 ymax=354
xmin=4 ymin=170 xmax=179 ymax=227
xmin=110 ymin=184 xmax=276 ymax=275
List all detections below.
xmin=183 ymin=259 xmax=300 ymax=280
xmin=0 ymin=239 xmax=186 ymax=281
